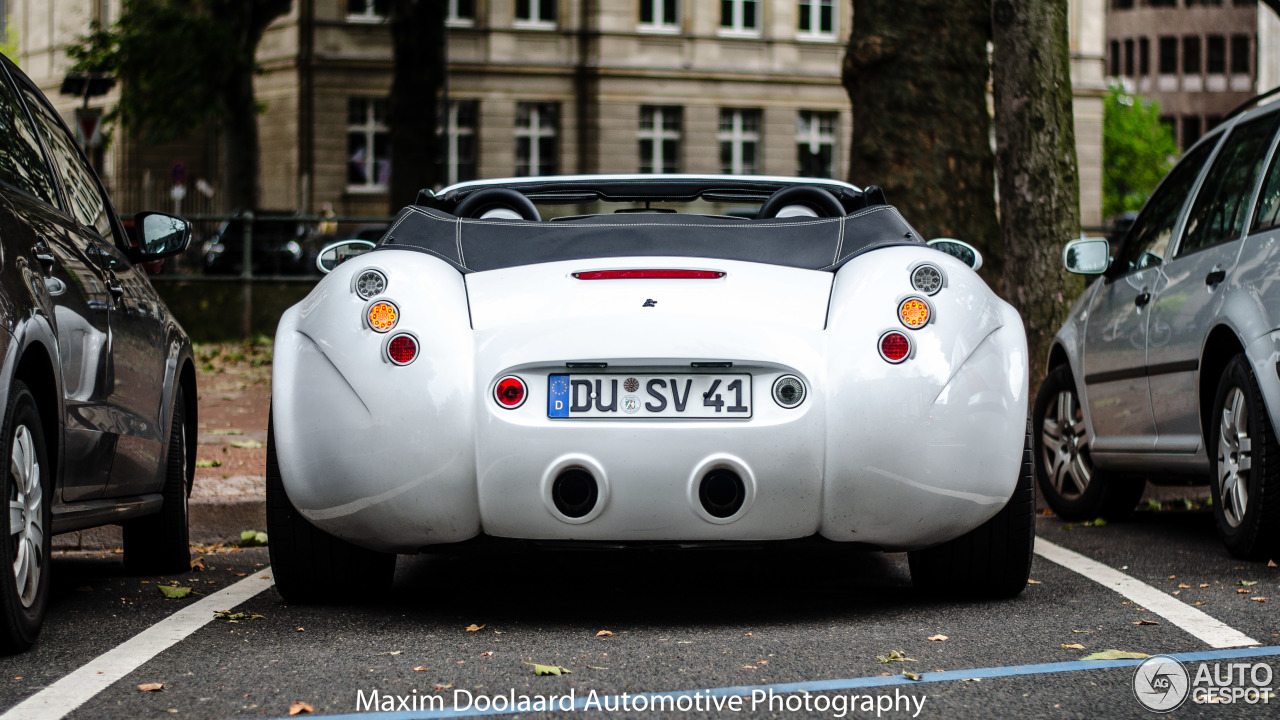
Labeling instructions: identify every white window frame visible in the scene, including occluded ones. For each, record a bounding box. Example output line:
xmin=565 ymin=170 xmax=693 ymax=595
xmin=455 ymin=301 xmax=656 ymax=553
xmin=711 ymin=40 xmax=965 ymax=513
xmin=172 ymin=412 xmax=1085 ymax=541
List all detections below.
xmin=718 ymin=0 xmax=761 ymax=38
xmin=639 ymin=0 xmax=680 ymax=33
xmin=638 ymin=106 xmax=682 ymax=174
xmin=796 ymin=110 xmax=838 ymax=178
xmin=447 ymin=0 xmax=476 ymax=28
xmin=347 ymin=98 xmax=390 ymax=193
xmin=347 ymin=0 xmax=388 ymax=23
xmin=797 ymin=0 xmax=836 ymax=41
xmin=515 ymin=103 xmax=558 ymax=177
xmin=718 ymin=108 xmax=761 ymax=175
xmin=514 ymin=0 xmax=557 ymax=29
xmin=446 ymin=100 xmax=478 ymax=186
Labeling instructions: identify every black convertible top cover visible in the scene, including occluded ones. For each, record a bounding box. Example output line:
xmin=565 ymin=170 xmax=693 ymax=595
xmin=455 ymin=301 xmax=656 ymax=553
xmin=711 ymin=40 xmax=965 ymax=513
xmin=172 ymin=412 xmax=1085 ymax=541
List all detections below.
xmin=375 ymin=204 xmax=924 ymax=274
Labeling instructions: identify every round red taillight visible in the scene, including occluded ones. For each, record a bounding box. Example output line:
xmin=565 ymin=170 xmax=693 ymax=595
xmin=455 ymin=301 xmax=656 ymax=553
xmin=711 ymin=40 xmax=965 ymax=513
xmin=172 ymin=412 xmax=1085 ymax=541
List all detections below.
xmin=494 ymin=376 xmax=527 ymax=409
xmin=879 ymin=331 xmax=911 ymax=363
xmin=387 ymin=334 xmax=417 ymax=365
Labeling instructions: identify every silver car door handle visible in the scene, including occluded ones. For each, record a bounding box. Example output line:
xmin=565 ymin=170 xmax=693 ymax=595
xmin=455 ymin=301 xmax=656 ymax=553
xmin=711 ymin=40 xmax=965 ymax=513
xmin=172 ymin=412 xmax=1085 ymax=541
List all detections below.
xmin=1205 ymin=269 xmax=1226 ymax=286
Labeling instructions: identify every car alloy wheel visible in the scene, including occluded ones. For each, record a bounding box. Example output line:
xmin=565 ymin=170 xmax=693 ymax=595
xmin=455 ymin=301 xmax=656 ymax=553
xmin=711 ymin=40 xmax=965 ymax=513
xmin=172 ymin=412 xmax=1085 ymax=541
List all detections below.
xmin=1216 ymin=386 xmax=1251 ymax=528
xmin=8 ymin=424 xmax=42 ymax=608
xmin=1041 ymin=387 xmax=1091 ymax=501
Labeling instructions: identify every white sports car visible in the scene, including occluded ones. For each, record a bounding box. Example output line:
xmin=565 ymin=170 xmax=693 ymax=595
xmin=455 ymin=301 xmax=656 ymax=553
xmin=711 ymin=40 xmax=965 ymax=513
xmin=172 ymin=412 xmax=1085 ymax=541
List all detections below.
xmin=267 ymin=175 xmax=1033 ymax=600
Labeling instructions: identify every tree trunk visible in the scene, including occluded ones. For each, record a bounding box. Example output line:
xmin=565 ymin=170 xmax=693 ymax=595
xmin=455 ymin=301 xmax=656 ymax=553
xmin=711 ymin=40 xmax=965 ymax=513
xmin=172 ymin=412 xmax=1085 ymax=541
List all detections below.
xmin=210 ymin=0 xmax=293 ymax=211
xmin=843 ymin=0 xmax=1002 ymax=285
xmin=388 ymin=0 xmax=447 ymax=212
xmin=991 ymin=0 xmax=1082 ymax=385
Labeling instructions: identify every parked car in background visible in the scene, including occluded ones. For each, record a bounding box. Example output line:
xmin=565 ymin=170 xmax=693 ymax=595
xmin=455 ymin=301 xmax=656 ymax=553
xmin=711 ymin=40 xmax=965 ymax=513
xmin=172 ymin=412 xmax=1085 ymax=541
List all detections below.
xmin=1040 ymin=92 xmax=1280 ymax=560
xmin=202 ymin=210 xmax=315 ymax=276
xmin=0 ymin=54 xmax=197 ymax=651
xmin=269 ymin=175 xmax=1033 ymax=603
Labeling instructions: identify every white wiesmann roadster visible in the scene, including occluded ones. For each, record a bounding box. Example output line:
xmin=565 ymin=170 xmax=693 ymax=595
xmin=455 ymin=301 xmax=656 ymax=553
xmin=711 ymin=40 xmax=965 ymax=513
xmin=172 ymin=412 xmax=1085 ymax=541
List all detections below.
xmin=267 ymin=175 xmax=1033 ymax=600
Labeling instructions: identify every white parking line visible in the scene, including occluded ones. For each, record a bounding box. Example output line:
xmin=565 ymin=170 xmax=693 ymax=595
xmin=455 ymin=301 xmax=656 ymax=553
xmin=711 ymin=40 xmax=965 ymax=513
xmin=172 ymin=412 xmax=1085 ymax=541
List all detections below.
xmin=0 ymin=567 xmax=275 ymax=720
xmin=1034 ymin=538 xmax=1258 ymax=649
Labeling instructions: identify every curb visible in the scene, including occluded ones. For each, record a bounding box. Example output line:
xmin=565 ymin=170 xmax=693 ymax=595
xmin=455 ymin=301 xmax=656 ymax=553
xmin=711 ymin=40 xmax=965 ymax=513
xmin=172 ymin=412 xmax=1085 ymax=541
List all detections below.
xmin=52 ymin=497 xmax=266 ymax=552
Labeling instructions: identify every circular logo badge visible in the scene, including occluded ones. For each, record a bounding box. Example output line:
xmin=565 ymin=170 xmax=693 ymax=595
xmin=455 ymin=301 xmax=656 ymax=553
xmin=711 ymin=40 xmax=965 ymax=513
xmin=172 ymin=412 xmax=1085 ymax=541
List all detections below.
xmin=622 ymin=395 xmax=640 ymax=414
xmin=1132 ymin=655 xmax=1190 ymax=713
xmin=624 ymin=377 xmax=640 ymax=393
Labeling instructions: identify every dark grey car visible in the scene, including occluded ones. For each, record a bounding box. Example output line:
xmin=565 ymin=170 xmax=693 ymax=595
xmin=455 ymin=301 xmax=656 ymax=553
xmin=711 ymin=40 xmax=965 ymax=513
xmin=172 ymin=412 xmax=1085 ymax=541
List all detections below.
xmin=0 ymin=55 xmax=197 ymax=651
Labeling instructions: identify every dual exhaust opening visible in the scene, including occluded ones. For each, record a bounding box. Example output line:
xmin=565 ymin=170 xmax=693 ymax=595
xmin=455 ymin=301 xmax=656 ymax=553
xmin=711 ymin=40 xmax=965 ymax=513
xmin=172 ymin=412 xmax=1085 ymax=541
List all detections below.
xmin=551 ymin=467 xmax=746 ymax=520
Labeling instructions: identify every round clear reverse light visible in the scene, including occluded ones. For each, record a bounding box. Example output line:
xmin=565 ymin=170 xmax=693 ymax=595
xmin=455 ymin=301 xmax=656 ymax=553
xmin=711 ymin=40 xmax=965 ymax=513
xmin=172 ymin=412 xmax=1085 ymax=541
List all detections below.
xmin=356 ymin=269 xmax=387 ymax=299
xmin=772 ymin=375 xmax=806 ymax=409
xmin=911 ymin=264 xmax=944 ymax=295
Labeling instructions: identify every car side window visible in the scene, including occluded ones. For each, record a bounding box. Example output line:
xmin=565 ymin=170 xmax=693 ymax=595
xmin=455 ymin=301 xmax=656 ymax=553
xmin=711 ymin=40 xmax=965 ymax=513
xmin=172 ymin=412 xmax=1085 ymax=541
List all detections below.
xmin=1249 ymin=130 xmax=1280 ymax=234
xmin=1116 ymin=140 xmax=1215 ymax=274
xmin=1178 ymin=114 xmax=1278 ymax=257
xmin=0 ymin=70 xmax=59 ymax=206
xmin=20 ymin=88 xmax=118 ymax=245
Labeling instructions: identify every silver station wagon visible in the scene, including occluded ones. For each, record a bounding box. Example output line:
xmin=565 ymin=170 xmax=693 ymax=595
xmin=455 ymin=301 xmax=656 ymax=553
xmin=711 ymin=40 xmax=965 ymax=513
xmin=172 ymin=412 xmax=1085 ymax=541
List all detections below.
xmin=1040 ymin=91 xmax=1280 ymax=561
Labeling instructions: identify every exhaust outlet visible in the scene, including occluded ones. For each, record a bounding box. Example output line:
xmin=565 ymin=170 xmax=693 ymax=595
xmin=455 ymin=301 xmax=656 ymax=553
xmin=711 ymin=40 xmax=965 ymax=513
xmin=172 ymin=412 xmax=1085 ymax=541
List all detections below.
xmin=698 ymin=469 xmax=746 ymax=519
xmin=552 ymin=468 xmax=599 ymax=519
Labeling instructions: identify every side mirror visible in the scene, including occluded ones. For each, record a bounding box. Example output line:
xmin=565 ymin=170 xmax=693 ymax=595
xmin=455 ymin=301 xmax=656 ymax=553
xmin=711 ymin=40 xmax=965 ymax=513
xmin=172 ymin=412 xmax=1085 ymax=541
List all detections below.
xmin=316 ymin=239 xmax=375 ymax=274
xmin=927 ymin=238 xmax=983 ymax=271
xmin=132 ymin=211 xmax=191 ymax=260
xmin=1063 ymin=237 xmax=1111 ymax=274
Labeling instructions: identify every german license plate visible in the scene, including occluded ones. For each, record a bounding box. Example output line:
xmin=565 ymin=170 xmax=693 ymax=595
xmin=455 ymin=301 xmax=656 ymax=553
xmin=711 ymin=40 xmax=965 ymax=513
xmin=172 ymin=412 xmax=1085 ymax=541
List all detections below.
xmin=548 ymin=374 xmax=752 ymax=418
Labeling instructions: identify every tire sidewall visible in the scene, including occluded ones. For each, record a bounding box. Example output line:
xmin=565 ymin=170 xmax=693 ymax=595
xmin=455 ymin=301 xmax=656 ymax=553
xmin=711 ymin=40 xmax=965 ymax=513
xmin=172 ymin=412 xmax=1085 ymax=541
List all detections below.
xmin=1209 ymin=357 xmax=1265 ymax=549
xmin=0 ymin=383 xmax=51 ymax=650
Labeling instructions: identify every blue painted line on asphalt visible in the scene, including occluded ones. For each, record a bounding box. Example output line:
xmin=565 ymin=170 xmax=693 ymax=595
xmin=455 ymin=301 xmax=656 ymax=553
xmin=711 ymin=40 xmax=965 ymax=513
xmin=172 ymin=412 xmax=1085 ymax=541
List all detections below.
xmin=283 ymin=645 xmax=1280 ymax=719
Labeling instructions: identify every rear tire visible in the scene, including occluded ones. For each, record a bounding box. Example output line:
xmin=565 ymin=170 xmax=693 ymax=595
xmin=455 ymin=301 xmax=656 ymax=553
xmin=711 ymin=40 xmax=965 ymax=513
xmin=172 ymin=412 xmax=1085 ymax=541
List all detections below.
xmin=1208 ymin=355 xmax=1280 ymax=560
xmin=266 ymin=411 xmax=394 ymax=603
xmin=1034 ymin=364 xmax=1145 ymax=521
xmin=909 ymin=419 xmax=1035 ymax=599
xmin=123 ymin=387 xmax=192 ymax=575
xmin=0 ymin=381 xmax=52 ymax=652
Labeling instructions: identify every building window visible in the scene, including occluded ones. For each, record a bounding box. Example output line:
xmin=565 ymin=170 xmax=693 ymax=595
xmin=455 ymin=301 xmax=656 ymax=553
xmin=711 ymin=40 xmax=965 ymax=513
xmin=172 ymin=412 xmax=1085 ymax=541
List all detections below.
xmin=638 ymin=106 xmax=681 ymax=174
xmin=719 ymin=0 xmax=760 ymax=36
xmin=639 ymin=0 xmax=680 ymax=31
xmin=1231 ymin=34 xmax=1251 ymax=74
xmin=798 ymin=0 xmax=836 ymax=39
xmin=348 ymin=0 xmax=389 ymax=21
xmin=1149 ymin=0 xmax=1176 ymax=6
xmin=347 ymin=98 xmax=390 ymax=191
xmin=1207 ymin=35 xmax=1225 ymax=74
xmin=1159 ymin=36 xmax=1177 ymax=74
xmin=446 ymin=101 xmax=478 ymax=186
xmin=447 ymin=0 xmax=476 ymax=27
xmin=1109 ymin=40 xmax=1120 ymax=77
xmin=797 ymin=111 xmax=837 ymax=178
xmin=1112 ymin=0 xmax=1134 ymax=8
xmin=515 ymin=0 xmax=556 ymax=27
xmin=1124 ymin=38 xmax=1135 ymax=76
xmin=1183 ymin=115 xmax=1202 ymax=148
xmin=515 ymin=102 xmax=558 ymax=177
xmin=1183 ymin=36 xmax=1201 ymax=75
xmin=719 ymin=108 xmax=761 ymax=175
xmin=1140 ymin=37 xmax=1150 ymax=75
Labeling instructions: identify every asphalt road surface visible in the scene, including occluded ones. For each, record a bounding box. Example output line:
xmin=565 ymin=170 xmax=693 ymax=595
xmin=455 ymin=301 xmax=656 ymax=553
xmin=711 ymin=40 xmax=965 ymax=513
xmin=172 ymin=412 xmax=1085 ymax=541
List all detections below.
xmin=0 ymin=510 xmax=1277 ymax=720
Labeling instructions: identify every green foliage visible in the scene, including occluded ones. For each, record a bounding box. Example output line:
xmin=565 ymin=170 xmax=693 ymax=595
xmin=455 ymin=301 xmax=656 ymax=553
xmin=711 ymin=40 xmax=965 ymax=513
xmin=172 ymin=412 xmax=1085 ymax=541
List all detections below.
xmin=0 ymin=26 xmax=18 ymax=60
xmin=65 ymin=0 xmax=240 ymax=145
xmin=1103 ymin=87 xmax=1180 ymax=220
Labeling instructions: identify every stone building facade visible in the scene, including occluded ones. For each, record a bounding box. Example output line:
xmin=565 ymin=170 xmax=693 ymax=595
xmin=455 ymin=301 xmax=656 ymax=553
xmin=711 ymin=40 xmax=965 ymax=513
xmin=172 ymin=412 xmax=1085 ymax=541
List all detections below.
xmin=13 ymin=0 xmax=1105 ymax=226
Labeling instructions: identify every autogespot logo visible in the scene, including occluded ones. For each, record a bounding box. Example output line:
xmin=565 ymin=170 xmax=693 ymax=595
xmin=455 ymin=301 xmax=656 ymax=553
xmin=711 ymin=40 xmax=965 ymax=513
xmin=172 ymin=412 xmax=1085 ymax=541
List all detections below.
xmin=1133 ymin=655 xmax=1190 ymax=713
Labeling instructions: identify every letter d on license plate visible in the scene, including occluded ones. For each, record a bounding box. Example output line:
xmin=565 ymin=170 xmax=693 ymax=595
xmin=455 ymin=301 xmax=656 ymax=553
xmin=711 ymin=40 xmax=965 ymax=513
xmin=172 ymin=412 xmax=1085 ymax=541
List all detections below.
xmin=548 ymin=374 xmax=751 ymax=419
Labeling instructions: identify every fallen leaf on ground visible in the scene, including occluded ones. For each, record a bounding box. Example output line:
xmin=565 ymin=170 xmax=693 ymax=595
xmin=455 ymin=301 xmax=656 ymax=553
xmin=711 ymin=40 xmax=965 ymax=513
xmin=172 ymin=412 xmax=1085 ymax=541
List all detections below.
xmin=1269 ymin=560 xmax=1277 ymax=568
xmin=1193 ymin=602 xmax=1208 ymax=606
xmin=214 ymin=610 xmax=264 ymax=623
xmin=1200 ymin=583 xmax=1210 ymax=588
xmin=876 ymin=650 xmax=916 ymax=663
xmin=137 ymin=683 xmax=164 ymax=692
xmin=1168 ymin=575 xmax=1176 ymax=579
xmin=757 ymin=660 xmax=768 ymax=665
xmin=1062 ymin=644 xmax=1086 ymax=650
xmin=596 ymin=630 xmax=614 ymax=637
xmin=296 ymin=628 xmax=304 ymax=632
xmin=1177 ymin=584 xmax=1190 ymax=589
xmin=229 ymin=440 xmax=263 ymax=449
xmin=1133 ymin=620 xmax=1159 ymax=626
xmin=157 ymin=586 xmax=192 ymax=599
xmin=207 ymin=429 xmax=244 ymax=436
xmin=1081 ymin=650 xmax=1149 ymax=660
xmin=1073 ymin=630 xmax=1094 ymax=634
xmin=524 ymin=663 xmax=571 ymax=676
xmin=1238 ymin=589 xmax=1252 ymax=594
xmin=435 ymin=684 xmax=454 ymax=691
xmin=587 ymin=665 xmax=608 ymax=670
xmin=288 ymin=701 xmax=313 ymax=716
xmin=741 ymin=665 xmax=756 ymax=670
xmin=928 ymin=635 xmax=948 ymax=642
xmin=376 ymin=651 xmax=402 ymax=656
xmin=1253 ymin=597 xmax=1268 ymax=603
xmin=190 ymin=557 xmax=205 ymax=571
xmin=1237 ymin=580 xmax=1259 ymax=587
xmin=1027 ymin=580 xmax=1042 ymax=584
xmin=195 ymin=459 xmax=221 ymax=468
xmin=903 ymin=672 xmax=922 ymax=681
xmin=480 ymin=651 xmax=493 ymax=657
xmin=413 ymin=667 xmax=429 ymax=672
xmin=465 ymin=624 xmax=485 ymax=632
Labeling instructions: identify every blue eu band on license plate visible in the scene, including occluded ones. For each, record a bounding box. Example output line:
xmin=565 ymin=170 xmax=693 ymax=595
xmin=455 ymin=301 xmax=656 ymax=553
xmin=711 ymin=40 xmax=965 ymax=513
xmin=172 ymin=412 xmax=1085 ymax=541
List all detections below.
xmin=548 ymin=374 xmax=752 ymax=419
